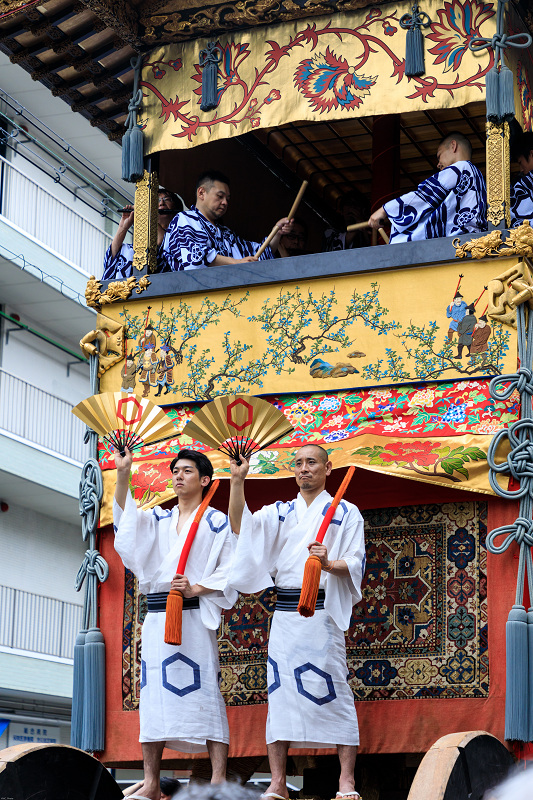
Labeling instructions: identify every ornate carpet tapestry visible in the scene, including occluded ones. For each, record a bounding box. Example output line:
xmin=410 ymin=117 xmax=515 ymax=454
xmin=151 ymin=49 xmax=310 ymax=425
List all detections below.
xmin=121 ymin=500 xmax=488 ymax=709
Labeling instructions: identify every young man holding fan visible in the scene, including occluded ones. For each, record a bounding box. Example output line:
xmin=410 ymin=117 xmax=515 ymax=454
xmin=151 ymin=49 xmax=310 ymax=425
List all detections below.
xmin=229 ymin=445 xmax=366 ymax=800
xmin=113 ymin=448 xmax=236 ymax=800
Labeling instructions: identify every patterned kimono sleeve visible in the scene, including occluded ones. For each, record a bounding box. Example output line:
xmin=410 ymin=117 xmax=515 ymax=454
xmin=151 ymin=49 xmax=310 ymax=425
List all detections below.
xmin=229 ymin=229 xmax=273 ymax=261
xmin=164 ymin=211 xmax=216 ymax=270
xmin=229 ymin=502 xmax=284 ymax=593
xmin=102 ymin=243 xmax=134 ymax=280
xmin=324 ymin=503 xmax=366 ymax=630
xmin=113 ymin=492 xmax=166 ymax=592
xmin=511 ymin=173 xmax=533 ymax=226
xmin=384 ymin=167 xmax=458 ymax=242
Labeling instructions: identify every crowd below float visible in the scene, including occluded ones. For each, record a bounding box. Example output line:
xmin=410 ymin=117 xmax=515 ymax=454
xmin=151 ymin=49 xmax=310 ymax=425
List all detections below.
xmin=103 ymin=130 xmax=533 ymax=282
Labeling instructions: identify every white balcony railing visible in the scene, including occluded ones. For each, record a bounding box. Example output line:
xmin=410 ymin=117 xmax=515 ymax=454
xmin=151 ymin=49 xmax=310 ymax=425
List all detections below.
xmin=0 ymin=367 xmax=87 ymax=463
xmin=0 ymin=585 xmax=83 ymax=660
xmin=0 ymin=154 xmax=113 ymax=277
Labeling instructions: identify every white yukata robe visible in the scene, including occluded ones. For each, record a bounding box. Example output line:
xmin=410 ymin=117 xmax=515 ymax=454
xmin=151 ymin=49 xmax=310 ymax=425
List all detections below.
xmin=383 ymin=160 xmax=487 ymax=243
xmin=114 ymin=491 xmax=237 ymax=752
xmin=230 ymin=490 xmax=365 ymax=748
xmin=511 ymin=173 xmax=533 ymax=226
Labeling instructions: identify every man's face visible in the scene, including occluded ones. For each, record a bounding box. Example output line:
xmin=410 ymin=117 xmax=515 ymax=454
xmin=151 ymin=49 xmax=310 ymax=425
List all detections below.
xmin=159 ymin=192 xmax=177 ymax=215
xmin=518 ymin=151 xmax=533 ymax=175
xmin=454 ymin=297 xmax=462 ymax=306
xmin=281 ymin=223 xmax=306 ymax=255
xmin=171 ymin=459 xmax=209 ymax=498
xmin=197 ymin=181 xmax=230 ymax=221
xmin=437 ymin=141 xmax=456 ymax=170
xmin=294 ymin=446 xmax=331 ymax=492
xmin=478 ymin=320 xmax=486 ymax=328
xmin=342 ymin=202 xmax=365 ymax=225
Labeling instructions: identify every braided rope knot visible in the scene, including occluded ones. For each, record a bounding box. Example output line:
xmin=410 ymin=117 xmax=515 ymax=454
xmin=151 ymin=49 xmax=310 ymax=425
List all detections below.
xmin=488 ymin=420 xmax=533 ymax=498
xmin=79 ymin=459 xmax=103 ymax=541
xmin=75 ymin=549 xmax=109 ymax=591
xmin=487 ymin=518 xmax=533 ymax=554
xmin=490 ymin=368 xmax=533 ymax=401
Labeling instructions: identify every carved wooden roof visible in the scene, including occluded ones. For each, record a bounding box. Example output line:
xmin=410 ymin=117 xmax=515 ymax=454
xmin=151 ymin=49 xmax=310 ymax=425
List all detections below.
xmin=0 ymin=0 xmax=388 ymax=138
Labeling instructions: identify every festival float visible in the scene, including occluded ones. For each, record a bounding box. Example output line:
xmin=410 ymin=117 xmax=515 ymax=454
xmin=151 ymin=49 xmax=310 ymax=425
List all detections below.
xmin=1 ymin=0 xmax=533 ymax=796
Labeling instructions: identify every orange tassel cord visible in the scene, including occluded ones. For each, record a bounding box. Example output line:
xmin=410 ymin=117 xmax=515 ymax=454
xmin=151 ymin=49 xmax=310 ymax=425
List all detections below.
xmin=164 ymin=479 xmax=220 ymax=645
xmin=297 ymin=466 xmax=356 ymax=618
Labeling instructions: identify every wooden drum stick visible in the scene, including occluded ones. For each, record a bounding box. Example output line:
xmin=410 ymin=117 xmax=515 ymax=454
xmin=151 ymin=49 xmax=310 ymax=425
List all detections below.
xmin=255 ymin=180 xmax=309 ymax=258
xmin=346 ymin=221 xmax=389 ymax=243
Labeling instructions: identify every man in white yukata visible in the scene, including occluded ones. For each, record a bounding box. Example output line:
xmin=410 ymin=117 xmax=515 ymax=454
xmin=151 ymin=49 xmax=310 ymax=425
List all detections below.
xmin=164 ymin=170 xmax=293 ymax=270
xmin=228 ymin=445 xmax=365 ymax=800
xmin=511 ymin=131 xmax=533 ymax=226
xmin=368 ymin=132 xmax=487 ymax=243
xmin=113 ymin=448 xmax=237 ymax=800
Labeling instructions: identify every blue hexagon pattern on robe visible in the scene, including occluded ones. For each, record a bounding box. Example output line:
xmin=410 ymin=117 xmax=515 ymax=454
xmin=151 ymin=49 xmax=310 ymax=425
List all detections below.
xmin=267 ymin=656 xmax=281 ymax=694
xmin=162 ymin=652 xmax=201 ymax=696
xmin=294 ymin=662 xmax=337 ymax=705
xmin=140 ymin=659 xmax=147 ymax=690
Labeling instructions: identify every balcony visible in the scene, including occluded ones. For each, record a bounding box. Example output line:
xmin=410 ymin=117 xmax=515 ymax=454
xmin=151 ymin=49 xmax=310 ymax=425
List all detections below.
xmin=0 ymin=368 xmax=87 ymax=464
xmin=0 ymin=585 xmax=82 ymax=661
xmin=0 ymin=154 xmax=113 ymax=278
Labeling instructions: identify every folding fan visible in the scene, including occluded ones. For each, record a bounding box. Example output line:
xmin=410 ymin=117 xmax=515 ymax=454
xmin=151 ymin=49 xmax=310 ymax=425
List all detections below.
xmin=182 ymin=394 xmax=294 ymax=462
xmin=72 ymin=392 xmax=179 ymax=455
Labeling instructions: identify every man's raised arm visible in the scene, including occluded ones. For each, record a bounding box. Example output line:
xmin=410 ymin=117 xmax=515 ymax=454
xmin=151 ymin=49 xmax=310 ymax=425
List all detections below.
xmin=114 ymin=447 xmax=133 ymax=510
xmin=228 ymin=456 xmax=250 ymax=534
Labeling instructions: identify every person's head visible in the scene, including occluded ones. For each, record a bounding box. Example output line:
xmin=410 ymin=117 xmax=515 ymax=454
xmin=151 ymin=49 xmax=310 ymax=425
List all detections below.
xmin=160 ymin=776 xmax=181 ymax=799
xmin=339 ymin=190 xmax=370 ymax=225
xmin=293 ymin=444 xmax=332 ymax=494
xmin=145 ymin=325 xmax=154 ymax=338
xmin=280 ymin=217 xmax=307 ymax=256
xmin=479 ymin=314 xmax=487 ymax=326
xmin=453 ymin=292 xmax=463 ymax=306
xmin=467 ymin=303 xmax=475 ymax=314
xmin=171 ymin=782 xmax=259 ymax=800
xmin=169 ymin=449 xmax=213 ymax=499
xmin=437 ymin=132 xmax=472 ymax=169
xmin=196 ymin=170 xmax=231 ymax=222
xmin=158 ymin=189 xmax=183 ymax=216
xmin=514 ymin=131 xmax=533 ymax=175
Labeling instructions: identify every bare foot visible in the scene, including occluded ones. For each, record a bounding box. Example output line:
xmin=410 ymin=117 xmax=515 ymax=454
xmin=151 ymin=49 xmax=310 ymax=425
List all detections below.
xmin=123 ymin=780 xmax=160 ymax=800
xmin=260 ymin=782 xmax=289 ymax=800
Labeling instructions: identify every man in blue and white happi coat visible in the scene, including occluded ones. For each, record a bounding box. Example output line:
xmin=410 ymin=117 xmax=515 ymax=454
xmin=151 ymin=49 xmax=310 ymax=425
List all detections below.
xmin=113 ymin=447 xmax=236 ymax=800
xmin=511 ymin=131 xmax=533 ymax=227
xmin=229 ymin=445 xmax=366 ymax=800
xmin=164 ymin=170 xmax=293 ymax=270
xmin=368 ymin=132 xmax=487 ymax=243
xmin=102 ymin=189 xmax=183 ymax=280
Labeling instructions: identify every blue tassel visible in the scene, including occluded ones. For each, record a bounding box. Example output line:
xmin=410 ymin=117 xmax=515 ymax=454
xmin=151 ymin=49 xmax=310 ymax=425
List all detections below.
xmin=505 ymin=605 xmax=529 ymax=741
xmin=499 ymin=63 xmax=515 ymax=122
xmin=201 ymin=61 xmax=218 ymax=111
xmin=486 ymin=66 xmax=500 ymax=122
xmin=121 ymin=128 xmax=131 ymax=182
xmin=70 ymin=629 xmax=86 ymax=748
xmin=81 ymin=627 xmax=106 ymax=752
xmin=129 ymin=125 xmax=144 ymax=183
xmin=528 ymin=606 xmax=533 ymax=741
xmin=405 ymin=26 xmax=425 ymax=77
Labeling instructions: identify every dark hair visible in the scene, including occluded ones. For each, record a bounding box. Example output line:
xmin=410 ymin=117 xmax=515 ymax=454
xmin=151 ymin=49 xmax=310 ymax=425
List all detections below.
xmin=159 ymin=188 xmax=184 ymax=211
xmin=196 ymin=170 xmax=231 ymax=192
xmin=513 ymin=131 xmax=533 ymax=162
xmin=440 ymin=131 xmax=472 ymax=160
xmin=339 ymin=190 xmax=369 ymax=213
xmin=160 ymin=776 xmax=181 ymax=797
xmin=169 ymin=449 xmax=213 ymax=494
xmin=468 ymin=303 xmax=476 ymax=313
